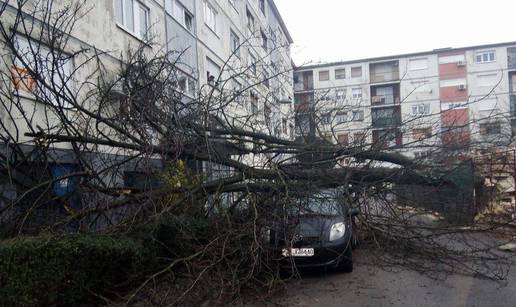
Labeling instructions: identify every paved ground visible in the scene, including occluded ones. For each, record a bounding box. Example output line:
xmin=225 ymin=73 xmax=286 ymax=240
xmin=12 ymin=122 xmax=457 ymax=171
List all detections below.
xmin=265 ymin=249 xmax=516 ymax=307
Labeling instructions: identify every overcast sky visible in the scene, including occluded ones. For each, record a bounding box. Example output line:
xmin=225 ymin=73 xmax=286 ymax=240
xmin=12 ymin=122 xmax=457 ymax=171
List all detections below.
xmin=274 ymin=0 xmax=516 ymax=65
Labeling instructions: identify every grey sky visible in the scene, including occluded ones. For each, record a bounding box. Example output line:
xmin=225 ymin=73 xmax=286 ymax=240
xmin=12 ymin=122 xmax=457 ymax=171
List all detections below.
xmin=274 ymin=0 xmax=516 ymax=65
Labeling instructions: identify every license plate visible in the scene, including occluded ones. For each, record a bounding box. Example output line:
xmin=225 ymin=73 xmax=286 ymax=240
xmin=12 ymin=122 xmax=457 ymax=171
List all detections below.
xmin=282 ymin=248 xmax=314 ymax=257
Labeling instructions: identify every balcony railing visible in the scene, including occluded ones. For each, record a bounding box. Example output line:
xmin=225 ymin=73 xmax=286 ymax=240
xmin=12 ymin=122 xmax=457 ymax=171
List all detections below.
xmin=294 ymin=82 xmax=313 ymax=92
xmin=372 ymin=117 xmax=400 ymax=128
xmin=371 ymin=95 xmax=400 ymax=106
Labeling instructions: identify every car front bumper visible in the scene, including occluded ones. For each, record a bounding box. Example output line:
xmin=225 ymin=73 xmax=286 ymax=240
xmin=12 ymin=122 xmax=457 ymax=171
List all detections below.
xmin=277 ymin=236 xmax=351 ymax=269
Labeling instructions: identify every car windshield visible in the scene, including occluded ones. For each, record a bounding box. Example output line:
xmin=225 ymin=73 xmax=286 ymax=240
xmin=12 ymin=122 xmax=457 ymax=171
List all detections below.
xmin=288 ymin=189 xmax=343 ymax=216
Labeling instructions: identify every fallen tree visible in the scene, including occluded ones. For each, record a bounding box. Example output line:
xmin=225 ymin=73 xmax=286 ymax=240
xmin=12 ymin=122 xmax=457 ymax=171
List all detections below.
xmin=0 ymin=1 xmax=514 ymax=305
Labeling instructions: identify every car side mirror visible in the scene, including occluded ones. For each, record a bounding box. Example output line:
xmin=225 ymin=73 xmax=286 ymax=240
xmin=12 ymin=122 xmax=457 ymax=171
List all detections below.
xmin=349 ymin=208 xmax=360 ymax=217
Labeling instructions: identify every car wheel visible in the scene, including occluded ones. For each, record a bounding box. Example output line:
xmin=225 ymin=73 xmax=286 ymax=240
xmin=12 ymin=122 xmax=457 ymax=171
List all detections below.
xmin=337 ymin=245 xmax=353 ymax=273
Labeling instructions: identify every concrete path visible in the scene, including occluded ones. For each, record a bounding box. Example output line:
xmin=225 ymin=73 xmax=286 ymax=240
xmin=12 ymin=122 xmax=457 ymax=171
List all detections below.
xmin=264 ymin=249 xmax=516 ymax=307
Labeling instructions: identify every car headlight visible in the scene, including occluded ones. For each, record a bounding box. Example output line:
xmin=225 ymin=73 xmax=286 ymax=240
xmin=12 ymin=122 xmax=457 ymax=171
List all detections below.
xmin=329 ymin=222 xmax=346 ymax=241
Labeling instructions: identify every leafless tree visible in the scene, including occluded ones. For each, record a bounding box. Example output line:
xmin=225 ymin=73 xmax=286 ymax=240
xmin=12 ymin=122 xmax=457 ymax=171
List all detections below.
xmin=0 ymin=1 xmax=514 ymax=305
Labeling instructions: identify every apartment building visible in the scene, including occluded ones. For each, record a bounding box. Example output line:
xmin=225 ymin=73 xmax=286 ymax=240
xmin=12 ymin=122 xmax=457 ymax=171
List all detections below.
xmin=167 ymin=0 xmax=294 ymax=137
xmin=0 ymin=0 xmax=294 ymax=192
xmin=293 ymin=42 xmax=516 ymax=159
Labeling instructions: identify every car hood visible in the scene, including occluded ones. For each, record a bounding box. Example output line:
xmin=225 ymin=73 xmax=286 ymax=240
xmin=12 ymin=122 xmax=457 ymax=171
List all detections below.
xmin=272 ymin=215 xmax=344 ymax=245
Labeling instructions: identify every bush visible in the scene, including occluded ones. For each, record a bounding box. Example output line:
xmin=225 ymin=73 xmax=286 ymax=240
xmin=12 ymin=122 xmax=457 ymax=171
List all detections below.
xmin=0 ymin=234 xmax=146 ymax=306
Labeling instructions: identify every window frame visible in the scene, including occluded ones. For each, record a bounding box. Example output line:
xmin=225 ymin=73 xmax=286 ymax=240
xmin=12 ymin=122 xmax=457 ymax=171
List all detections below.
xmin=351 ymin=110 xmax=364 ymax=121
xmin=351 ymin=87 xmax=362 ymax=99
xmin=249 ymin=52 xmax=257 ymax=75
xmin=334 ymin=68 xmax=346 ymax=79
xmin=11 ymin=35 xmax=74 ymax=108
xmin=230 ymin=29 xmax=241 ymax=58
xmin=350 ymin=66 xmax=362 ymax=78
xmin=479 ymin=122 xmax=501 ymax=136
xmin=335 ymin=111 xmax=348 ymax=124
xmin=246 ymin=7 xmax=255 ymax=32
xmin=261 ymin=29 xmax=268 ymax=50
xmin=319 ymin=70 xmax=330 ymax=81
xmin=259 ymin=0 xmax=266 ymax=15
xmin=115 ymin=0 xmax=150 ymax=41
xmin=206 ymin=56 xmax=221 ymax=87
xmin=411 ymin=103 xmax=431 ymax=116
xmin=203 ymin=1 xmax=217 ymax=33
xmin=475 ymin=50 xmax=496 ymax=64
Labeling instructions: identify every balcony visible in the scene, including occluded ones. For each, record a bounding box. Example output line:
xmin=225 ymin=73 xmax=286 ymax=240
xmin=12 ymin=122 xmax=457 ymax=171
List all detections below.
xmin=371 ymin=95 xmax=400 ymax=106
xmin=370 ymin=83 xmax=400 ymax=107
xmin=370 ymin=71 xmax=400 ymax=83
xmin=372 ymin=117 xmax=400 ymax=128
xmin=372 ymin=129 xmax=402 ymax=149
xmin=370 ymin=61 xmax=399 ymax=83
xmin=371 ymin=106 xmax=401 ymax=128
xmin=293 ymin=71 xmax=314 ymax=92
xmin=294 ymin=92 xmax=314 ymax=113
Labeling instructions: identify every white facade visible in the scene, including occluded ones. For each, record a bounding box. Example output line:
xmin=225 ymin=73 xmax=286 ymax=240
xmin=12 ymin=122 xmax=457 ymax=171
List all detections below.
xmin=294 ymin=42 xmax=516 ymax=158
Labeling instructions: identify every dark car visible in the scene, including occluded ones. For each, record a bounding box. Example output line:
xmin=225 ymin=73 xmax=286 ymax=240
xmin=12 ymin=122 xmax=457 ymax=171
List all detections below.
xmin=269 ymin=189 xmax=359 ymax=272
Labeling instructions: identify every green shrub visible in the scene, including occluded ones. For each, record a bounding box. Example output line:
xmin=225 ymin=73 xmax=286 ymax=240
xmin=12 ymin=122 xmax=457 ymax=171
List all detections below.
xmin=0 ymin=234 xmax=146 ymax=306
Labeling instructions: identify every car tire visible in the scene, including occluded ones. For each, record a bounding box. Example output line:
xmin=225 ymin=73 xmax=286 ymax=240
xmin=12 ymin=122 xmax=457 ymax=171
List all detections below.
xmin=337 ymin=245 xmax=353 ymax=273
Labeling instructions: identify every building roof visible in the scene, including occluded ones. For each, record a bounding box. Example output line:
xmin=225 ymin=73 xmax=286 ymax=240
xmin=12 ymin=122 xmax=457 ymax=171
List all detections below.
xmin=294 ymin=40 xmax=516 ymax=71
xmin=268 ymin=0 xmax=294 ymax=44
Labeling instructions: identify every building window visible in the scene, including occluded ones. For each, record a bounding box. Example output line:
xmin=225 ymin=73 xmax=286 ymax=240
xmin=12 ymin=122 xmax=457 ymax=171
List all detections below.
xmin=282 ymin=117 xmax=288 ymax=134
xmin=319 ymin=70 xmax=329 ymax=81
xmin=408 ymin=58 xmax=428 ymax=70
xmin=335 ymin=88 xmax=346 ymax=99
xmin=353 ymin=132 xmax=366 ymax=145
xmin=321 ymin=113 xmax=332 ymax=125
xmin=115 ymin=0 xmax=149 ymax=40
xmin=203 ymin=1 xmax=217 ymax=33
xmin=412 ymin=127 xmax=432 ymax=140
xmin=351 ymin=110 xmax=364 ymax=121
xmin=336 ymin=112 xmax=348 ymax=124
xmin=177 ymin=74 xmax=196 ymax=97
xmin=261 ymin=30 xmax=268 ymax=50
xmin=351 ymin=66 xmax=362 ymax=78
xmin=337 ymin=134 xmax=349 ymax=145
xmin=184 ymin=10 xmax=193 ymax=31
xmin=250 ymin=91 xmax=259 ymax=114
xmin=249 ymin=52 xmax=257 ymax=75
xmin=335 ymin=68 xmax=346 ymax=79
xmin=259 ymin=0 xmax=265 ymax=14
xmin=475 ymin=50 xmax=496 ymax=63
xmin=351 ymin=87 xmax=362 ymax=99
xmin=167 ymin=1 xmax=194 ymax=32
xmin=414 ymin=151 xmax=430 ymax=159
xmin=230 ymin=30 xmax=240 ymax=58
xmin=11 ymin=36 xmax=73 ymax=106
xmin=479 ymin=122 xmax=501 ymax=135
xmin=411 ymin=103 xmax=430 ymax=115
xmin=206 ymin=57 xmax=221 ymax=86
xmin=246 ymin=8 xmax=255 ymax=31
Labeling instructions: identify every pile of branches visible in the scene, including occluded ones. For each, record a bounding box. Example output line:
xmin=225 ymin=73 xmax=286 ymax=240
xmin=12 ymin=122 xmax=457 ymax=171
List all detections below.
xmin=0 ymin=1 xmax=514 ymax=305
